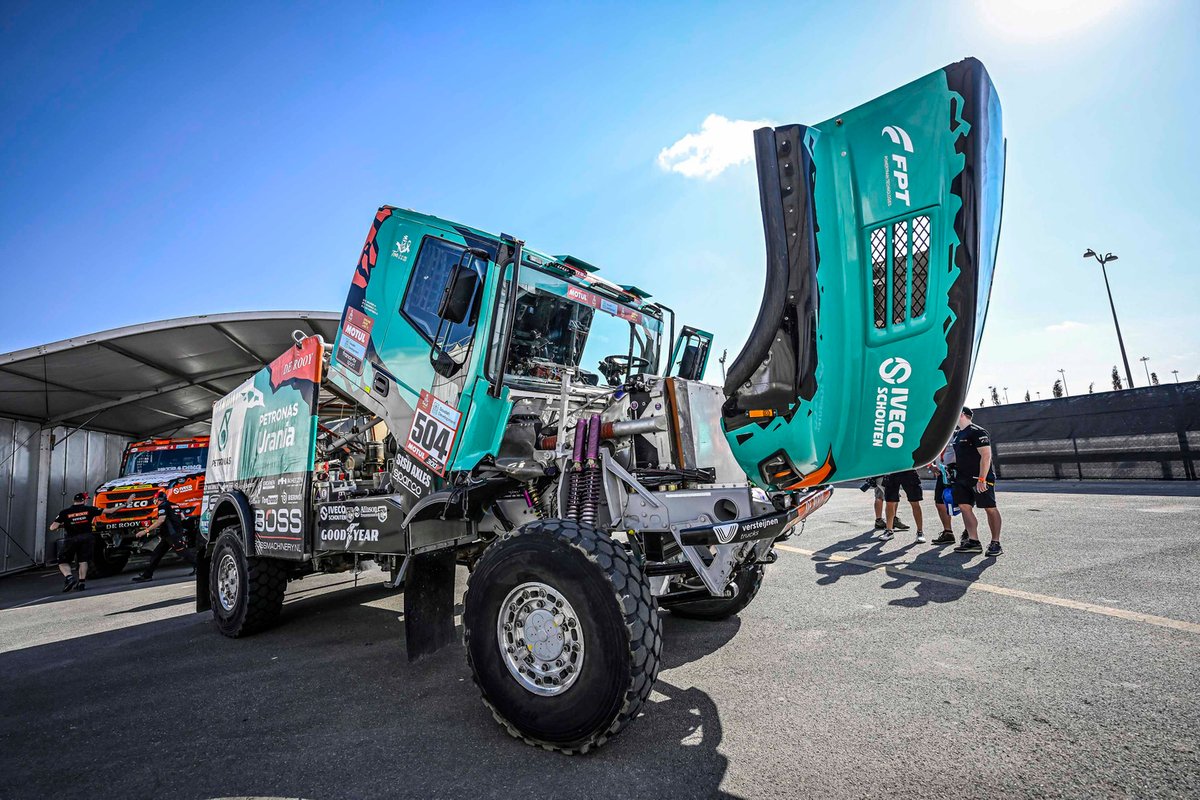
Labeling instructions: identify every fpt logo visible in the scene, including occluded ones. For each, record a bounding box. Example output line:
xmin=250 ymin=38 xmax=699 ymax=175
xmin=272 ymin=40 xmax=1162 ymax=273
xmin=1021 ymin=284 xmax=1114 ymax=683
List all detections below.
xmin=881 ymin=125 xmax=914 ymax=207
xmin=873 ymin=356 xmax=912 ymax=449
xmin=217 ymin=408 xmax=232 ymax=451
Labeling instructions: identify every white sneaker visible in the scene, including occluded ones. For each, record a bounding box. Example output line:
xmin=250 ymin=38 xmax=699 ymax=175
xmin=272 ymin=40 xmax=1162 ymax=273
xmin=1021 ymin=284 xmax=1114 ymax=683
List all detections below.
xmin=880 ymin=529 xmax=895 ymax=541
xmin=915 ymin=531 xmax=926 ymax=543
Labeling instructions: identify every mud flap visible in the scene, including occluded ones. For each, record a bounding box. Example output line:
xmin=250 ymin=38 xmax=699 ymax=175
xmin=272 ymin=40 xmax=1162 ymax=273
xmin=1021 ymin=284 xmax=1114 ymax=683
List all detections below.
xmin=195 ymin=545 xmax=212 ymax=613
xmin=403 ymin=548 xmax=458 ymax=661
xmin=723 ymin=57 xmax=1005 ymax=489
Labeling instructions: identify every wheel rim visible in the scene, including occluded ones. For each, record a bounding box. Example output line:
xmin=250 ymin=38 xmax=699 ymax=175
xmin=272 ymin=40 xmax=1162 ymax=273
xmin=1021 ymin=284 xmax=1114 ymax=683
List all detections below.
xmin=216 ymin=552 xmax=240 ymax=612
xmin=496 ymin=581 xmax=584 ymax=697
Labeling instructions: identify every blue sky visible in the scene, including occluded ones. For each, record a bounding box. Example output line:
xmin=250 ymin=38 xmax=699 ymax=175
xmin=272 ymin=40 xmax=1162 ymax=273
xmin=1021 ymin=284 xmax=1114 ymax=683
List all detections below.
xmin=2 ymin=0 xmax=1197 ymax=402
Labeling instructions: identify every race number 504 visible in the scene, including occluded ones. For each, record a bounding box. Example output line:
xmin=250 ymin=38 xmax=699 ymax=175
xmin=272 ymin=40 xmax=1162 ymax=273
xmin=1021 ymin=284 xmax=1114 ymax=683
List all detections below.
xmin=404 ymin=390 xmax=461 ymax=476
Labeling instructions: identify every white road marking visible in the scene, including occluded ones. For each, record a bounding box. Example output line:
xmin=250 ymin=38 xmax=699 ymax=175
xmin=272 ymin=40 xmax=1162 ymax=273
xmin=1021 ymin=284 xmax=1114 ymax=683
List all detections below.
xmin=776 ymin=543 xmax=1200 ymax=635
xmin=9 ymin=596 xmax=56 ymax=609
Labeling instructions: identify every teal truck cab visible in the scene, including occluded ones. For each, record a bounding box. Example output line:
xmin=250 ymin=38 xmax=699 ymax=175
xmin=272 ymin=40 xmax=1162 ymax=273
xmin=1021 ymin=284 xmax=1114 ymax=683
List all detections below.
xmin=196 ymin=58 xmax=1004 ymax=753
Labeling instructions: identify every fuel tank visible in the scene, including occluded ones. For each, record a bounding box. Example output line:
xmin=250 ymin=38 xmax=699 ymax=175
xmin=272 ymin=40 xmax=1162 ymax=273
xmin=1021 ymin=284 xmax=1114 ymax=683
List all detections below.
xmin=723 ymin=57 xmax=1004 ymax=489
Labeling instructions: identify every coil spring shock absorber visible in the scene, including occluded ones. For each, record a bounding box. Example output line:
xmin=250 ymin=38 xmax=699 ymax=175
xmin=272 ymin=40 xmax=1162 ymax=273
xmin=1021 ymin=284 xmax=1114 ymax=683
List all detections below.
xmin=566 ymin=421 xmax=587 ymax=521
xmin=524 ymin=486 xmax=545 ymax=520
xmin=579 ymin=414 xmax=603 ymax=526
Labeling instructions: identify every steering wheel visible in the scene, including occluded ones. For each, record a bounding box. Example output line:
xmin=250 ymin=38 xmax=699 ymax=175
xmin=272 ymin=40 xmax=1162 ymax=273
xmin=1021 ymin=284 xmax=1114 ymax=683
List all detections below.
xmin=599 ymin=354 xmax=650 ymax=386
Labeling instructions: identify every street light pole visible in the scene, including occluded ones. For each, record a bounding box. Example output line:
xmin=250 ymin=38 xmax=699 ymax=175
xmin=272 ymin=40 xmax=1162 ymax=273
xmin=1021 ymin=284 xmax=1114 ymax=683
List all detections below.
xmin=1084 ymin=249 xmax=1135 ymax=388
xmin=1140 ymin=356 xmax=1151 ymax=385
xmin=1173 ymin=369 xmax=1180 ymax=383
xmin=1057 ymin=369 xmax=1069 ymax=396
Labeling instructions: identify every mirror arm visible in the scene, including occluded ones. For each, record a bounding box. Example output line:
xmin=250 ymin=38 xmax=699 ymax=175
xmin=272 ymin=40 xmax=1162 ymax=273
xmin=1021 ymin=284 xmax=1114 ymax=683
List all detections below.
xmin=489 ymin=240 xmax=523 ymax=398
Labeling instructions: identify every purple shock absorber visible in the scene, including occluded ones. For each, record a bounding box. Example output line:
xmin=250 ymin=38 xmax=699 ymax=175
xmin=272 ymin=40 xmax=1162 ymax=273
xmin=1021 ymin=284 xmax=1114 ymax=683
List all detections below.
xmin=566 ymin=420 xmax=588 ymax=521
xmin=579 ymin=414 xmax=603 ymax=526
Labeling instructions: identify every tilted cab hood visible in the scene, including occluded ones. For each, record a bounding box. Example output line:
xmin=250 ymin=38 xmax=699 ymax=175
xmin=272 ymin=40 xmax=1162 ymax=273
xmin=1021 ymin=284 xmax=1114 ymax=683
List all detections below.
xmin=723 ymin=58 xmax=1004 ymax=489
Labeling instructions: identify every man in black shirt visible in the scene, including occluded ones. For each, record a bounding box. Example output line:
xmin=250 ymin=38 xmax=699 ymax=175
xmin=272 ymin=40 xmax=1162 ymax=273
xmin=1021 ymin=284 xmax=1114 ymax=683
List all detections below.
xmin=880 ymin=470 xmax=925 ymax=542
xmin=131 ymin=491 xmax=198 ymax=583
xmin=951 ymin=407 xmax=1003 ymax=556
xmin=51 ymin=492 xmax=101 ymax=592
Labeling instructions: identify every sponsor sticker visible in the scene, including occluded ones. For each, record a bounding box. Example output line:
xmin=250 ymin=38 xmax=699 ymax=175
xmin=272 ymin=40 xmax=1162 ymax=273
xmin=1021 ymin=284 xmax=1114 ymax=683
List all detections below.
xmin=336 ymin=307 xmax=375 ymax=375
xmin=404 ymin=390 xmax=461 ymax=476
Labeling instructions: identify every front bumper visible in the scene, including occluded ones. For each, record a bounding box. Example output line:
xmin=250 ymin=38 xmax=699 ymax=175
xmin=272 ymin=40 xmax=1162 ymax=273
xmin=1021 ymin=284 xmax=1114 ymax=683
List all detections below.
xmin=677 ymin=486 xmax=833 ymax=546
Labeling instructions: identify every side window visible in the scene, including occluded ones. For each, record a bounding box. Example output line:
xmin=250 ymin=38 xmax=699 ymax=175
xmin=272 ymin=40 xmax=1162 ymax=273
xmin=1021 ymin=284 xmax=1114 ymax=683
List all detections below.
xmin=400 ymin=237 xmax=485 ymax=348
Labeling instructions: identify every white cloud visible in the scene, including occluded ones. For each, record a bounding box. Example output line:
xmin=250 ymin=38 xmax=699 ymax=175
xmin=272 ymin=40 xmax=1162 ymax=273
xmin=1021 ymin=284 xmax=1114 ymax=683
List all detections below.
xmin=656 ymin=114 xmax=774 ymax=180
xmin=1045 ymin=320 xmax=1087 ymax=333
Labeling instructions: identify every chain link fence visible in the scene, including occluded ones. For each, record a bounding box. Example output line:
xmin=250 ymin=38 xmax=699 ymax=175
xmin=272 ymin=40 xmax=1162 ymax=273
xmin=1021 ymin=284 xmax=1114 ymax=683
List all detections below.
xmin=972 ymin=382 xmax=1198 ymax=481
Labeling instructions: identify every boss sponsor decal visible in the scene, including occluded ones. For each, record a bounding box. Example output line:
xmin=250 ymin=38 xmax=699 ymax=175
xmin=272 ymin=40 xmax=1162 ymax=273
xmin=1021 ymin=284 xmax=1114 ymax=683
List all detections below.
xmin=872 ymin=357 xmax=912 ymax=449
xmin=254 ymin=506 xmax=304 ymax=538
xmin=404 ymin=390 xmax=461 ymax=476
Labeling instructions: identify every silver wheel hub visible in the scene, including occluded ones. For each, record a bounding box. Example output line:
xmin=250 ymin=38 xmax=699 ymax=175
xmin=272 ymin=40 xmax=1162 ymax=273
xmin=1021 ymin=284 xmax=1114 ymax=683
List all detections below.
xmin=216 ymin=552 xmax=240 ymax=612
xmin=497 ymin=581 xmax=584 ymax=697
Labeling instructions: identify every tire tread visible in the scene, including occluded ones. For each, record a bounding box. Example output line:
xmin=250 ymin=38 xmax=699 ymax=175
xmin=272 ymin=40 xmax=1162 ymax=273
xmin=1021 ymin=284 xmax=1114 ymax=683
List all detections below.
xmin=463 ymin=519 xmax=662 ymax=755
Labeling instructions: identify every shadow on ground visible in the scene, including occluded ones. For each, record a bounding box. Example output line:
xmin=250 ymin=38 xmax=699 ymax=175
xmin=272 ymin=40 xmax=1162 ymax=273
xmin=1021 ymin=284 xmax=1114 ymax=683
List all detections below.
xmin=809 ymin=529 xmax=996 ymax=607
xmin=0 ymin=574 xmax=744 ymax=800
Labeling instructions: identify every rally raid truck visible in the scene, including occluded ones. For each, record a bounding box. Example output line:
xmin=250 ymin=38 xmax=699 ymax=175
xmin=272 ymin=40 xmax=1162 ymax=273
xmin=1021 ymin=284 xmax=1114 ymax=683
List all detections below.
xmin=196 ymin=59 xmax=1004 ymax=752
xmin=91 ymin=436 xmax=208 ymax=575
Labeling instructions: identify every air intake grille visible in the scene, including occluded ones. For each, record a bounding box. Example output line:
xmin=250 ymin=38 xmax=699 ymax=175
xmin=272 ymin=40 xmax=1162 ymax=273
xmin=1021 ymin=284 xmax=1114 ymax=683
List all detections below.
xmin=870 ymin=228 xmax=887 ymax=329
xmin=911 ymin=215 xmax=930 ymax=317
xmin=891 ymin=221 xmax=908 ymax=324
xmin=868 ymin=214 xmax=932 ymax=332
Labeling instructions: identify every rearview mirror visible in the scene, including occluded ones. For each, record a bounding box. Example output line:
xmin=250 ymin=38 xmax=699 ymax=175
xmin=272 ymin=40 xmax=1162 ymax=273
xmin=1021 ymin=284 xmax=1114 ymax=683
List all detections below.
xmin=437 ymin=250 xmax=486 ymax=324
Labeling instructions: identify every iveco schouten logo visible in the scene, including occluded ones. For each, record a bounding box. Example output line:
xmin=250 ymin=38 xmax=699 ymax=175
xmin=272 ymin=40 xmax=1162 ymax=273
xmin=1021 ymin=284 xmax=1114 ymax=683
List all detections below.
xmin=881 ymin=125 xmax=914 ymax=207
xmin=879 ymin=357 xmax=913 ymax=385
xmin=873 ymin=357 xmax=912 ymax=449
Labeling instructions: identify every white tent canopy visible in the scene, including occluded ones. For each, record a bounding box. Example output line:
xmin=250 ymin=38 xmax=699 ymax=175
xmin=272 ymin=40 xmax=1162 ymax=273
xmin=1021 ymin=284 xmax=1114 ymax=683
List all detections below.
xmin=0 ymin=311 xmax=339 ymax=439
xmin=0 ymin=311 xmax=339 ymax=573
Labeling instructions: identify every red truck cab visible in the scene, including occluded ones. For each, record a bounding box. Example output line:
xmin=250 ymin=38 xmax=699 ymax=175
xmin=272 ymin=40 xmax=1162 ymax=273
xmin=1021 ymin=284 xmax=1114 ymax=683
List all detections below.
xmin=91 ymin=436 xmax=209 ymax=575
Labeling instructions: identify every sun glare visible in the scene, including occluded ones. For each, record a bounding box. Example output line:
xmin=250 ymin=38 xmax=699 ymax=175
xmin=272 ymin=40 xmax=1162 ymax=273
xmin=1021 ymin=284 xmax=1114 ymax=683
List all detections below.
xmin=977 ymin=0 xmax=1126 ymax=41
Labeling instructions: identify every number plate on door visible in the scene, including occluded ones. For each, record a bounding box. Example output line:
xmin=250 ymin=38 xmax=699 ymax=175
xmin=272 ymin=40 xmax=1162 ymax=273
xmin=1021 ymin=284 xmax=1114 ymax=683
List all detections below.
xmin=403 ymin=390 xmax=462 ymax=476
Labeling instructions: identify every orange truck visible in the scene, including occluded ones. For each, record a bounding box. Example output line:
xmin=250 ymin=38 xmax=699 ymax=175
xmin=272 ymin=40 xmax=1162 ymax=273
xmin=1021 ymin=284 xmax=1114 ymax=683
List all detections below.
xmin=91 ymin=436 xmax=209 ymax=575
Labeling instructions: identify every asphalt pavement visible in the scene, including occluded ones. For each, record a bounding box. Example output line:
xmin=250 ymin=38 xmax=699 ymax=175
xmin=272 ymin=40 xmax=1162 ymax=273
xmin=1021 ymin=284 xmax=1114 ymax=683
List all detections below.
xmin=1 ymin=481 xmax=1198 ymax=799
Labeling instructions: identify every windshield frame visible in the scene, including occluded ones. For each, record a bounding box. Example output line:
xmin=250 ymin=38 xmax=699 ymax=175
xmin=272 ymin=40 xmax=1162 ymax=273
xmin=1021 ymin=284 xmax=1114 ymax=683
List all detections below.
xmin=120 ymin=444 xmax=209 ymax=477
xmin=500 ymin=267 xmax=663 ymax=387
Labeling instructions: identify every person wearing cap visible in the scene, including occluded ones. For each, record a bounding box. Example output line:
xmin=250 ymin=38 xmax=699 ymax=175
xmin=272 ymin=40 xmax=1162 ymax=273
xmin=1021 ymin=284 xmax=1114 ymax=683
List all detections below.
xmin=951 ymin=406 xmax=1003 ymax=556
xmin=50 ymin=492 xmax=102 ymax=592
xmin=131 ymin=490 xmax=197 ymax=583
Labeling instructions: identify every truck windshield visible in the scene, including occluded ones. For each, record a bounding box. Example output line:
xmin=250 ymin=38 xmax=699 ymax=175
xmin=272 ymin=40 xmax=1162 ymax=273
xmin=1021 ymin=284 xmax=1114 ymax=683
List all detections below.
xmin=121 ymin=446 xmax=208 ymax=476
xmin=505 ymin=271 xmax=662 ymax=385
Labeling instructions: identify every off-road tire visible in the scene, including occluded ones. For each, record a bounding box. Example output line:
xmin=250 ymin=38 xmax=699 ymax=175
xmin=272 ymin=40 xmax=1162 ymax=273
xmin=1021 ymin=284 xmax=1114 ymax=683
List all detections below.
xmin=89 ymin=537 xmax=129 ymax=577
xmin=663 ymin=562 xmax=764 ymax=620
xmin=463 ymin=519 xmax=662 ymax=754
xmin=209 ymin=526 xmax=286 ymax=638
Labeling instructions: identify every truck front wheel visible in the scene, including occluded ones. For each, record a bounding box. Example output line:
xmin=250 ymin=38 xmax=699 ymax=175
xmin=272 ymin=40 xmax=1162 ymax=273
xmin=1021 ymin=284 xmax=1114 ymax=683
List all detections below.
xmin=662 ymin=562 xmax=765 ymax=621
xmin=463 ymin=519 xmax=662 ymax=754
xmin=209 ymin=527 xmax=286 ymax=638
xmin=90 ymin=536 xmax=129 ymax=577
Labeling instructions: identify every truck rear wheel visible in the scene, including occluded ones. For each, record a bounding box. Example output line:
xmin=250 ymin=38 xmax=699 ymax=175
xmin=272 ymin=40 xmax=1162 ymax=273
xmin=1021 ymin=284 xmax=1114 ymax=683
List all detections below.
xmin=662 ymin=562 xmax=765 ymax=620
xmin=463 ymin=519 xmax=661 ymax=754
xmin=209 ymin=527 xmax=286 ymax=638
